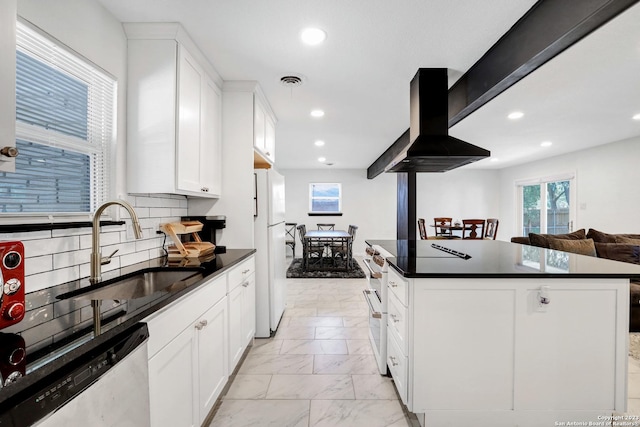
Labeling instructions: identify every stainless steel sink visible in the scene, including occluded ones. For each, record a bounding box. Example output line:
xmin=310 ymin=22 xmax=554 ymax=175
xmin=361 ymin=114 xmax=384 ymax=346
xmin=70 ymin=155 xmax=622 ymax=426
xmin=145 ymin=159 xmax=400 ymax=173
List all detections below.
xmin=62 ymin=270 xmax=204 ymax=301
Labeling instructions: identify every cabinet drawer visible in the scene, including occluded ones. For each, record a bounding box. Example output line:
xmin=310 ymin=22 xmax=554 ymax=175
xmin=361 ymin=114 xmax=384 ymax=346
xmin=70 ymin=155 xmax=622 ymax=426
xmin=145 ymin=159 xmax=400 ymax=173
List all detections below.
xmin=145 ymin=274 xmax=226 ymax=358
xmin=227 ymin=256 xmax=255 ymax=292
xmin=387 ymin=328 xmax=408 ymax=405
xmin=387 ymin=290 xmax=408 ymax=354
xmin=387 ymin=267 xmax=408 ymax=306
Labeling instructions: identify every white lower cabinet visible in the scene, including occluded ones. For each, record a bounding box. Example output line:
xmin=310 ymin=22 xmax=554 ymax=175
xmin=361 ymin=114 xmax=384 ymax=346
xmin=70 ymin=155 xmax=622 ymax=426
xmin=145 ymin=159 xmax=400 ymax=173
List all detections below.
xmin=149 ymin=324 xmax=198 ymax=427
xmin=145 ymin=255 xmax=256 ymax=427
xmin=196 ymin=299 xmax=228 ymax=422
xmin=148 ymin=299 xmax=226 ymax=427
xmin=145 ymin=274 xmax=228 ymax=427
xmin=228 ymin=257 xmax=256 ymax=373
xmin=388 ymin=277 xmax=628 ymax=427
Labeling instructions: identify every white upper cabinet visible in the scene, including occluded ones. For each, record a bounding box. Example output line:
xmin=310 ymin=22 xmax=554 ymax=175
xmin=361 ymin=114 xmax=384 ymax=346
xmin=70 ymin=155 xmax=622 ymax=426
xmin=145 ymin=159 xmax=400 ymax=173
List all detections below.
xmin=253 ymin=93 xmax=276 ymax=164
xmin=125 ymin=23 xmax=222 ymax=198
xmin=0 ymin=1 xmax=16 ymax=173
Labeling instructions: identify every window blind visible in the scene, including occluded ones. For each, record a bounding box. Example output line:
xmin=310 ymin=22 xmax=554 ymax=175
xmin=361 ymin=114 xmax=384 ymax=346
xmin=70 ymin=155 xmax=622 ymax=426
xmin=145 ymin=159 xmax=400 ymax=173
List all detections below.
xmin=0 ymin=21 xmax=114 ymax=214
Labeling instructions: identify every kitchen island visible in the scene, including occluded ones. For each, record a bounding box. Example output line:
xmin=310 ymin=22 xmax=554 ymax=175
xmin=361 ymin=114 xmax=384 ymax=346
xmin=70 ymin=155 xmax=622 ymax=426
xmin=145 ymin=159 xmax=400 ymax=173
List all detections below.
xmin=366 ymin=239 xmax=640 ymax=427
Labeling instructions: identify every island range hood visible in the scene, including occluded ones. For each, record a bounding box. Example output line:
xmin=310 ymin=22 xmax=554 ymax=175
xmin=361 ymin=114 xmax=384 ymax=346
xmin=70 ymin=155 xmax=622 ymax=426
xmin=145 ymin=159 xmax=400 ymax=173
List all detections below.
xmin=377 ymin=68 xmax=490 ymax=174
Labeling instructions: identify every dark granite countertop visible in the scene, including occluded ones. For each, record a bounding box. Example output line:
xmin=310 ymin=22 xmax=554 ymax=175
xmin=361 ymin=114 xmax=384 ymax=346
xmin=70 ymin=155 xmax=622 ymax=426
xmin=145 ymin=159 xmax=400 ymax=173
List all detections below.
xmin=0 ymin=248 xmax=255 ymax=408
xmin=365 ymin=239 xmax=640 ymax=279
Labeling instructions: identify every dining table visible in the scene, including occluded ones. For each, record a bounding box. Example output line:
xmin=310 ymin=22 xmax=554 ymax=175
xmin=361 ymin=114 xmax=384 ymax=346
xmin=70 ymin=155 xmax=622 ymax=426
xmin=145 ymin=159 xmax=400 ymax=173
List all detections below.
xmin=303 ymin=229 xmax=353 ymax=271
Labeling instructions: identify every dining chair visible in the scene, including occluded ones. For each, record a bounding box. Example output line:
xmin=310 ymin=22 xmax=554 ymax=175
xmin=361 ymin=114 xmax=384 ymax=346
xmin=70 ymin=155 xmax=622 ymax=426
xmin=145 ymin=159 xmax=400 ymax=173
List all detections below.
xmin=462 ymin=219 xmax=486 ymax=239
xmin=484 ymin=218 xmax=499 ymax=240
xmin=433 ymin=217 xmax=453 ymax=237
xmin=297 ymin=224 xmax=324 ymax=269
xmin=418 ymin=218 xmax=429 ymax=240
xmin=285 ymin=222 xmax=297 ymax=257
xmin=317 ymin=223 xmax=335 ymax=230
xmin=419 ymin=219 xmax=451 ymax=240
xmin=331 ymin=225 xmax=358 ymax=268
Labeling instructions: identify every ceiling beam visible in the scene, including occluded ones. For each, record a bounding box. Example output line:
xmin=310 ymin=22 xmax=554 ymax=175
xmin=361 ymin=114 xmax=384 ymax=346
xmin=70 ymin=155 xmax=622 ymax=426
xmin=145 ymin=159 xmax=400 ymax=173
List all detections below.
xmin=367 ymin=0 xmax=639 ymax=179
xmin=448 ymin=0 xmax=640 ymax=127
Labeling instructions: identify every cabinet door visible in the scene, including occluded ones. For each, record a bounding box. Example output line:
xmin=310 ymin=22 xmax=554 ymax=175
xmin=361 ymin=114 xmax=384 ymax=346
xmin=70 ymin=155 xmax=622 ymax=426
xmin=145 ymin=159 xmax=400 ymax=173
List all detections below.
xmin=241 ymin=274 xmax=256 ymax=346
xmin=516 ymin=287 xmax=619 ymax=410
xmin=149 ymin=327 xmax=197 ymax=427
xmin=264 ymin=116 xmax=275 ymax=163
xmin=176 ymin=47 xmax=203 ymax=194
xmin=253 ymin=97 xmax=266 ymax=152
xmin=200 ymin=77 xmax=222 ymax=196
xmin=228 ymin=285 xmax=243 ymax=372
xmin=197 ymin=297 xmax=228 ymax=424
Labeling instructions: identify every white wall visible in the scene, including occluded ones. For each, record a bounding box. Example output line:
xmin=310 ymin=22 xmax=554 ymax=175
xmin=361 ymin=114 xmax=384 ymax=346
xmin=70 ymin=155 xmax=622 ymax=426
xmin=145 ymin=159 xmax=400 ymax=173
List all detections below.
xmin=498 ymin=136 xmax=640 ymax=238
xmin=281 ymin=168 xmax=397 ymax=255
xmin=416 ymin=169 xmax=502 ymax=239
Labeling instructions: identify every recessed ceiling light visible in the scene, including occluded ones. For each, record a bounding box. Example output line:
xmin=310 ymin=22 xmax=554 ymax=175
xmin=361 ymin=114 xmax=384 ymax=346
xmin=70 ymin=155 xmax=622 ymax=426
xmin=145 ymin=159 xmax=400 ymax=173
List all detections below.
xmin=540 ymin=141 xmax=553 ymax=147
xmin=314 ymin=140 xmax=325 ymax=147
xmin=310 ymin=109 xmax=325 ymax=118
xmin=633 ymin=113 xmax=640 ymax=121
xmin=507 ymin=111 xmax=524 ymax=120
xmin=301 ymin=28 xmax=326 ymax=46
xmin=318 ymin=157 xmax=326 ymax=162
xmin=490 ymin=158 xmax=499 ymax=162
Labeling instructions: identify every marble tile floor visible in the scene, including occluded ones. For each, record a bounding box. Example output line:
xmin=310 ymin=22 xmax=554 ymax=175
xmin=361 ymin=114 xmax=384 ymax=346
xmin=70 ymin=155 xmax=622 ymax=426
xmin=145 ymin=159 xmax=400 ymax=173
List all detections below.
xmin=207 ymin=258 xmax=414 ymax=427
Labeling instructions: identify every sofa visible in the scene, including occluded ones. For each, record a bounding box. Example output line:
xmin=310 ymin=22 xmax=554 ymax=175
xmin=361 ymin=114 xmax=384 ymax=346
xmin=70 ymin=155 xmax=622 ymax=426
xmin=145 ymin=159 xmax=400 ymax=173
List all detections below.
xmin=511 ymin=228 xmax=640 ymax=331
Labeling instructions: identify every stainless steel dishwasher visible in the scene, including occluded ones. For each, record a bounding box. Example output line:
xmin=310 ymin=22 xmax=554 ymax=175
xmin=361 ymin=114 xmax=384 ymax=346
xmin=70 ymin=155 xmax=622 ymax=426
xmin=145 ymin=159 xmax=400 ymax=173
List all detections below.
xmin=2 ymin=323 xmax=150 ymax=427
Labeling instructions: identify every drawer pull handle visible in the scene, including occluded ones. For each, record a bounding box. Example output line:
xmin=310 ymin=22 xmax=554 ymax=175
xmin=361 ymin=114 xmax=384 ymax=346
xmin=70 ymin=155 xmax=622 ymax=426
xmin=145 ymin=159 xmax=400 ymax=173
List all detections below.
xmin=389 ymin=356 xmax=399 ymax=366
xmin=390 ymin=314 xmax=400 ymax=323
xmin=389 ymin=281 xmax=398 ymax=288
xmin=242 ymin=269 xmax=250 ymax=274
xmin=242 ymin=282 xmax=249 ymax=288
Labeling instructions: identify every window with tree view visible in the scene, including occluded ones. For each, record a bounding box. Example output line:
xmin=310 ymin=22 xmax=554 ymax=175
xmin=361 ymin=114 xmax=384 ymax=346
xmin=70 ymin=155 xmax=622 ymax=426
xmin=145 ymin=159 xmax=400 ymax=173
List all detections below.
xmin=520 ymin=177 xmax=573 ymax=236
xmin=309 ymin=183 xmax=341 ymax=214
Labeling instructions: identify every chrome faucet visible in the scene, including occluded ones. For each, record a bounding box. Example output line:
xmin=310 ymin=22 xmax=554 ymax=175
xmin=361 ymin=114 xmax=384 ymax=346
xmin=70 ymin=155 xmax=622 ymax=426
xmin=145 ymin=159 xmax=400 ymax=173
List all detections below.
xmin=90 ymin=200 xmax=143 ymax=336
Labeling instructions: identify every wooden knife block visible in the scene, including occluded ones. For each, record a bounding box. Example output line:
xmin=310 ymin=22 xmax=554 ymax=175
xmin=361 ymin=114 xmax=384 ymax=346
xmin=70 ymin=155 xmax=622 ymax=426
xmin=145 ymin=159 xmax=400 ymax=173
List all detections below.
xmin=160 ymin=221 xmax=215 ymax=260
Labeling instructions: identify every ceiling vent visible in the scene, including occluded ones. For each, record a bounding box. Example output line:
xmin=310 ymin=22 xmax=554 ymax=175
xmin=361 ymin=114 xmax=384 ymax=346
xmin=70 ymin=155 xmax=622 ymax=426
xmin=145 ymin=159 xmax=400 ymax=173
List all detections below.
xmin=280 ymin=75 xmax=304 ymax=87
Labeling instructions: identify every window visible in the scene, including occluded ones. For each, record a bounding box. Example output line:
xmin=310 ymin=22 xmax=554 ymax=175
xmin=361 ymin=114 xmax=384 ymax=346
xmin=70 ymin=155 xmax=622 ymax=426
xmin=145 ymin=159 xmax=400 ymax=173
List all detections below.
xmin=517 ymin=174 xmax=575 ymax=236
xmin=0 ymin=21 xmax=115 ymax=215
xmin=309 ymin=183 xmax=342 ymax=214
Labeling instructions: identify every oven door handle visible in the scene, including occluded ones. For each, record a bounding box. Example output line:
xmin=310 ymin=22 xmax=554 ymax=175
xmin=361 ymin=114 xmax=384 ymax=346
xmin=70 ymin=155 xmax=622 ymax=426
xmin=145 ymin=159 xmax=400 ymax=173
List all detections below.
xmin=363 ymin=290 xmax=382 ymax=319
xmin=363 ymin=259 xmax=382 ymax=279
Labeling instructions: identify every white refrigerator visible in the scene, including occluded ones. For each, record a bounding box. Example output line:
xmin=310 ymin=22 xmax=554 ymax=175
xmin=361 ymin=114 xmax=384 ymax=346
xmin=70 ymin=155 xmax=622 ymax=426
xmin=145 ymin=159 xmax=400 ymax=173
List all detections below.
xmin=254 ymin=168 xmax=287 ymax=337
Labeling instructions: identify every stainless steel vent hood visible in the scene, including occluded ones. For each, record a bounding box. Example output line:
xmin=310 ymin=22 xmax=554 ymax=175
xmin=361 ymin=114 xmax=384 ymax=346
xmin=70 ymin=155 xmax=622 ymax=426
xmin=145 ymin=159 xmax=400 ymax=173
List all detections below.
xmin=373 ymin=68 xmax=490 ymax=175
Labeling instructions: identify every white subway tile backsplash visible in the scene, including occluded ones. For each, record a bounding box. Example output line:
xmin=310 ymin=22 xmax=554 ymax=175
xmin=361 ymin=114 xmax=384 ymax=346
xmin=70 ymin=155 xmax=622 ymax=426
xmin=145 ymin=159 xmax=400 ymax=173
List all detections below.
xmin=53 ymin=249 xmax=92 ymax=269
xmin=121 ymin=250 xmax=150 ymax=267
xmin=27 ymin=267 xmax=80 ymax=293
xmin=0 ymin=230 xmax=51 ymax=241
xmin=171 ymin=208 xmax=188 ymax=217
xmin=100 ymin=231 xmax=122 ymax=247
xmin=24 ymin=255 xmax=53 ymax=276
xmin=52 ymin=227 xmax=92 ymax=238
xmin=24 ymin=236 xmax=80 ymax=257
xmin=149 ymin=207 xmax=173 ymax=218
xmin=6 ymin=195 xmax=182 ymax=291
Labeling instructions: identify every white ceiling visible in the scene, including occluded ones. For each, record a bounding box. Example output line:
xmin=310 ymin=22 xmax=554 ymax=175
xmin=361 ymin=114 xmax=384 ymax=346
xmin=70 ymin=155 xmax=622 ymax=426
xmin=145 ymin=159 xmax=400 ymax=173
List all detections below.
xmin=97 ymin=0 xmax=640 ymax=172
